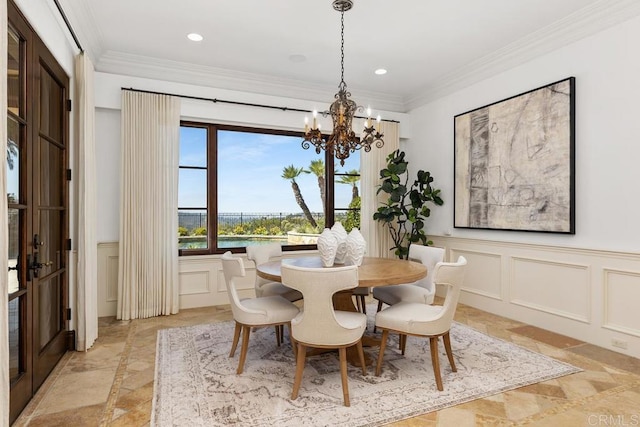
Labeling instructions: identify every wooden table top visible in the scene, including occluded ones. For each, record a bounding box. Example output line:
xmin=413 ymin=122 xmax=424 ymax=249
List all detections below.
xmin=256 ymin=256 xmax=427 ymax=287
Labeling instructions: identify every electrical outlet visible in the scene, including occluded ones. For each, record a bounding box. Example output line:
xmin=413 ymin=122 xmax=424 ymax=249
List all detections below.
xmin=611 ymin=338 xmax=628 ymax=349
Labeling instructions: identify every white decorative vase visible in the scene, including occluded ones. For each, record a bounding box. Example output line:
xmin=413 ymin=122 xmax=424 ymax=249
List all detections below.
xmin=317 ymin=228 xmax=338 ymax=267
xmin=331 ymin=222 xmax=348 ymax=264
xmin=345 ymin=228 xmax=366 ymax=266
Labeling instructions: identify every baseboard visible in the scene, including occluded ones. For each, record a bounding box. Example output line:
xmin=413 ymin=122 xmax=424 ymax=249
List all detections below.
xmin=66 ymin=330 xmax=76 ymax=351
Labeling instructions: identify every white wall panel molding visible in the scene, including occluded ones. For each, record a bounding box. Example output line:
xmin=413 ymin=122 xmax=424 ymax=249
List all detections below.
xmin=429 ymin=236 xmax=640 ymax=357
xmin=510 ymin=256 xmax=591 ymax=323
xmin=179 ymin=271 xmax=210 ymax=296
xmin=602 ymin=268 xmax=640 ymax=338
xmin=450 ymin=248 xmax=502 ymax=300
xmin=97 ymin=242 xmax=119 ymax=317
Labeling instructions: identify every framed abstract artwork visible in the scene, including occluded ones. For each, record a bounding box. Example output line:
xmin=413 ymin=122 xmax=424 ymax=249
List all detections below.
xmin=454 ymin=77 xmax=575 ymax=233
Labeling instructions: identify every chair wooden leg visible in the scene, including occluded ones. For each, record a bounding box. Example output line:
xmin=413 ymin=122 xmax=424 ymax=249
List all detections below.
xmin=237 ymin=325 xmax=251 ymax=375
xmin=355 ymin=295 xmax=362 ymax=312
xmin=400 ymin=334 xmax=407 ymax=355
xmin=339 ymin=347 xmax=350 ymax=407
xmin=356 ymin=340 xmax=367 ymax=376
xmin=229 ymin=322 xmax=241 ymax=357
xmin=291 ymin=343 xmax=306 ymax=400
xmin=373 ymin=300 xmax=383 ymax=333
xmin=430 ymin=336 xmax=443 ymax=391
xmin=275 ymin=325 xmax=281 ymax=347
xmin=289 ymin=326 xmax=297 ymax=358
xmin=360 ymin=295 xmax=367 ymax=314
xmin=443 ymin=331 xmax=457 ymax=372
xmin=376 ymin=329 xmax=389 ymax=376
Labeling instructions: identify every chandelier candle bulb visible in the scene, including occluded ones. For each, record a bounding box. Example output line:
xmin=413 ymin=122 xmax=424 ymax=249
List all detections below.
xmin=304 ymin=116 xmax=309 ymax=133
xmin=376 ymin=115 xmax=381 ymax=132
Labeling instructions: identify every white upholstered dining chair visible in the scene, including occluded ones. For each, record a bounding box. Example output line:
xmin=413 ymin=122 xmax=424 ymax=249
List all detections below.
xmin=372 ymin=244 xmax=445 ymax=312
xmin=246 ymin=243 xmax=303 ymax=302
xmin=221 ymin=251 xmax=300 ymax=374
xmin=374 ymin=256 xmax=467 ymax=391
xmin=280 ymin=263 xmax=367 ymax=407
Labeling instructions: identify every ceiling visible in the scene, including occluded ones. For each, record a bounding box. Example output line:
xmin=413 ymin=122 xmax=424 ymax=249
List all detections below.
xmin=58 ymin=0 xmax=639 ymax=112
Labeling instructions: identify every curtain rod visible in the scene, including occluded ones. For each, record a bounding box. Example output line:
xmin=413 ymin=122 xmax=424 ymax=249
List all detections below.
xmin=53 ymin=0 xmax=83 ymax=52
xmin=121 ymin=87 xmax=400 ymax=123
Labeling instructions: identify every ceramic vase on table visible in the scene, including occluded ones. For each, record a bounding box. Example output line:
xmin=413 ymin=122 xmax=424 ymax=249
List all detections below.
xmin=345 ymin=228 xmax=366 ymax=266
xmin=331 ymin=222 xmax=348 ymax=264
xmin=317 ymin=228 xmax=338 ymax=267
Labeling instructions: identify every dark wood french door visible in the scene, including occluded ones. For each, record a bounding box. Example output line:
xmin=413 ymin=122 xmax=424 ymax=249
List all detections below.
xmin=7 ymin=1 xmax=70 ymax=423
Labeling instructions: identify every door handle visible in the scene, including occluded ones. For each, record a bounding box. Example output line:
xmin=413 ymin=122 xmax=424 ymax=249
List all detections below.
xmin=27 ymin=253 xmax=52 ymax=280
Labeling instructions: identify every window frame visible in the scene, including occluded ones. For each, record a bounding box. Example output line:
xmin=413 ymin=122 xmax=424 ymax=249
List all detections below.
xmin=178 ymin=121 xmax=340 ymax=256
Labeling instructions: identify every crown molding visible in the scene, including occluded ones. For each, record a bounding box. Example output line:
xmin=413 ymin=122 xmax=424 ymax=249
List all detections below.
xmin=95 ymin=51 xmax=407 ymax=113
xmin=404 ymin=0 xmax=640 ymax=110
xmin=56 ymin=0 xmax=105 ymax=62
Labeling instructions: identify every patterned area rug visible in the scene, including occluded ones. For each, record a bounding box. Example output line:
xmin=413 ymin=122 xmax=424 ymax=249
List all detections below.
xmin=151 ymin=309 xmax=580 ymax=426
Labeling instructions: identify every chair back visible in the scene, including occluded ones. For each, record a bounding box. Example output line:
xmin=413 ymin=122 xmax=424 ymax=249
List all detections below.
xmin=221 ymin=251 xmax=248 ymax=320
xmin=429 ymin=256 xmax=467 ymax=334
xmin=407 ymin=244 xmax=445 ymax=293
xmin=281 ymin=263 xmax=359 ymax=345
xmin=246 ymin=243 xmax=283 ymax=295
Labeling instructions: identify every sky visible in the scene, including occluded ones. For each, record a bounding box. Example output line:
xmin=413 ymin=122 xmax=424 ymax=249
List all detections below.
xmin=179 ymin=127 xmax=360 ymax=213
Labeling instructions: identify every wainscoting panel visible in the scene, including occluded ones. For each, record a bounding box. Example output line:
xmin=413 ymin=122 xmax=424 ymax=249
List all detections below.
xmin=98 ymin=242 xmax=119 ymax=317
xmin=431 ymin=236 xmax=640 ymax=358
xmin=97 ymin=245 xmax=316 ymax=317
xmin=603 ymin=268 xmax=640 ymax=337
xmin=510 ymin=257 xmax=590 ymax=323
xmin=450 ymin=248 xmax=502 ymax=300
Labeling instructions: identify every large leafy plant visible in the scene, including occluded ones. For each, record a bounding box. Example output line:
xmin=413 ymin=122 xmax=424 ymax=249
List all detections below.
xmin=373 ymin=149 xmax=443 ymax=259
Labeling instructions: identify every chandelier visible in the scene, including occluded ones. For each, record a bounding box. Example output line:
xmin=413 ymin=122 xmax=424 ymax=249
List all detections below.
xmin=302 ymin=0 xmax=384 ymax=166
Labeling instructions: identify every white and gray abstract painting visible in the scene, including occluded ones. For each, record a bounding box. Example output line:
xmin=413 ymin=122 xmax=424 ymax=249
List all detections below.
xmin=454 ymin=78 xmax=574 ymax=233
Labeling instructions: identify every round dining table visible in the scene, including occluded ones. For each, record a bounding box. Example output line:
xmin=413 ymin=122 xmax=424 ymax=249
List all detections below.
xmin=256 ymin=256 xmax=427 ymax=366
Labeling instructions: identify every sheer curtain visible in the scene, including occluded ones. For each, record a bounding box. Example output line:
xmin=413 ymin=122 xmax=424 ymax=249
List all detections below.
xmin=360 ymin=121 xmax=400 ymax=259
xmin=1 ymin=2 xmax=9 ymax=424
xmin=117 ymin=91 xmax=181 ymax=320
xmin=75 ymin=52 xmax=98 ymax=350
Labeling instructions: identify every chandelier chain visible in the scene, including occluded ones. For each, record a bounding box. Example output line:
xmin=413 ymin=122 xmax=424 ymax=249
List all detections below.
xmin=340 ymin=9 xmax=345 ymax=90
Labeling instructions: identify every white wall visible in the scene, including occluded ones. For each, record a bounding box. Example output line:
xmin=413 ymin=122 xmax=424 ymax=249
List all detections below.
xmin=406 ymin=15 xmax=640 ymax=357
xmin=407 ymin=13 xmax=640 ymax=253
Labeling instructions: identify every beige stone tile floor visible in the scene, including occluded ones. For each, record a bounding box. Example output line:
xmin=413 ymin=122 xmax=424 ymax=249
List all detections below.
xmin=13 ymin=300 xmax=640 ymax=427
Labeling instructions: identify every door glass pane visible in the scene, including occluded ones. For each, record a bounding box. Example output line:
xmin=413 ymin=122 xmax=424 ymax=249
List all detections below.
xmin=7 ymin=117 xmax=19 ymax=203
xmin=38 ymin=275 xmax=61 ymax=350
xmin=9 ymin=297 xmax=21 ymax=379
xmin=38 ymin=210 xmax=62 ymax=277
xmin=39 ymin=138 xmax=63 ymax=207
xmin=39 ymin=68 xmax=63 ymax=142
xmin=8 ymin=208 xmax=20 ymax=293
xmin=7 ymin=28 xmax=20 ymax=116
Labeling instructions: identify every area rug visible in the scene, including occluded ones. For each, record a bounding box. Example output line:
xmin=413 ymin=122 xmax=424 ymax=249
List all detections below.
xmin=151 ymin=308 xmax=581 ymax=426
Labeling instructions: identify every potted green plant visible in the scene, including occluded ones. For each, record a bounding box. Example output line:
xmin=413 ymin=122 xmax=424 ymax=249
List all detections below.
xmin=373 ymin=149 xmax=443 ymax=259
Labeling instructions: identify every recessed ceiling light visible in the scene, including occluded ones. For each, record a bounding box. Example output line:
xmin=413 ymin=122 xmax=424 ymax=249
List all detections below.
xmin=187 ymin=33 xmax=203 ymax=42
xmin=374 ymin=68 xmax=387 ymax=75
xmin=289 ymin=54 xmax=307 ymax=63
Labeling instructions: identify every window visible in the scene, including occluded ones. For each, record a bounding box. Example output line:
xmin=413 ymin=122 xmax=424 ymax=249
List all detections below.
xmin=178 ymin=122 xmax=360 ymax=255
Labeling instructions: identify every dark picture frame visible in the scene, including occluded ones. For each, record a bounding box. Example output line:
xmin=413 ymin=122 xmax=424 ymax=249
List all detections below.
xmin=454 ymin=77 xmax=575 ymax=234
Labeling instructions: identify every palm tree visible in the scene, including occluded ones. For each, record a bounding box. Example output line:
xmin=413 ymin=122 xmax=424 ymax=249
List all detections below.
xmin=308 ymin=159 xmax=326 ymax=214
xmin=337 ymin=170 xmax=360 ymax=205
xmin=6 ymin=138 xmax=18 ymax=170
xmin=282 ymin=164 xmax=318 ymax=228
